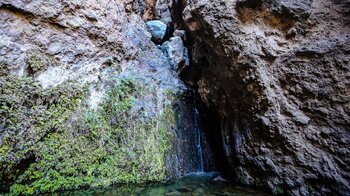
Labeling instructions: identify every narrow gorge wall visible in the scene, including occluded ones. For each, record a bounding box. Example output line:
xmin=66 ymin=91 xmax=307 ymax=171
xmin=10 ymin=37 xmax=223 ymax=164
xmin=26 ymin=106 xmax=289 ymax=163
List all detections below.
xmin=180 ymin=0 xmax=350 ymax=195
xmin=0 ymin=0 xmax=202 ymax=194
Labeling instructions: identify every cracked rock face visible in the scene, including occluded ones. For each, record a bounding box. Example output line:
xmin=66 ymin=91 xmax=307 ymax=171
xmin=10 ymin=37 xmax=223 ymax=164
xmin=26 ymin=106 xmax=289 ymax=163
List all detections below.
xmin=0 ymin=0 xmax=185 ymax=110
xmin=181 ymin=0 xmax=350 ymax=195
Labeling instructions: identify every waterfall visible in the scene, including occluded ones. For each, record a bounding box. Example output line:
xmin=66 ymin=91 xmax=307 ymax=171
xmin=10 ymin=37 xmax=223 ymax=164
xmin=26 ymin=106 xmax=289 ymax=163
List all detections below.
xmin=166 ymin=88 xmax=207 ymax=177
xmin=193 ymin=90 xmax=204 ymax=172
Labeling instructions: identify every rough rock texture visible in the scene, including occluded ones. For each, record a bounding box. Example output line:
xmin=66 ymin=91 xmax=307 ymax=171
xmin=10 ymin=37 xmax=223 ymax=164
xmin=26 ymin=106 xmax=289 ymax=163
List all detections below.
xmin=181 ymin=0 xmax=350 ymax=195
xmin=146 ymin=20 xmax=167 ymax=42
xmin=161 ymin=36 xmax=189 ymax=72
xmin=0 ymin=0 xmax=199 ymax=194
xmin=123 ymin=0 xmax=172 ymax=24
xmin=1 ymin=0 xmax=349 ymax=195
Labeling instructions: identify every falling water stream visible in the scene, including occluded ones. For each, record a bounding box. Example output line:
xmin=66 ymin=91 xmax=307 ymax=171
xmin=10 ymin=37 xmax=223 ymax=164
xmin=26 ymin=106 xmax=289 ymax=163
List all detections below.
xmin=193 ymin=90 xmax=204 ymax=172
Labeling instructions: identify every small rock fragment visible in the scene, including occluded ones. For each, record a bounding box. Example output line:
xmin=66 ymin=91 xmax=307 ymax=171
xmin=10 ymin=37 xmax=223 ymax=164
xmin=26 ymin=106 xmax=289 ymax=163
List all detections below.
xmin=173 ymin=30 xmax=186 ymax=40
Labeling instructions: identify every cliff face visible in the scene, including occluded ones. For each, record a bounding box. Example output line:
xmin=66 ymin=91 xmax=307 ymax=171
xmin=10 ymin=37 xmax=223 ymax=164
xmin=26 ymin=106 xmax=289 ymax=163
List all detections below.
xmin=0 ymin=0 xmax=198 ymax=194
xmin=181 ymin=0 xmax=350 ymax=194
xmin=1 ymin=0 xmax=349 ymax=195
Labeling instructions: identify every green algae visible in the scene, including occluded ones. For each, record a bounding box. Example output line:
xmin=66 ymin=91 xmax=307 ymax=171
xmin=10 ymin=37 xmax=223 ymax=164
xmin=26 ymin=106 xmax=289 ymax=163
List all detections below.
xmin=0 ymin=72 xmax=87 ymax=194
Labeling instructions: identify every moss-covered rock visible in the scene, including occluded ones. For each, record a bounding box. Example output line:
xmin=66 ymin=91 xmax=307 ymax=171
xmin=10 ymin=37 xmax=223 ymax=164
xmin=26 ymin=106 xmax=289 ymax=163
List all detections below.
xmin=0 ymin=0 xmax=187 ymax=195
xmin=27 ymin=55 xmax=45 ymax=74
xmin=0 ymin=72 xmax=87 ymax=193
xmin=0 ymin=71 xmax=177 ymax=195
xmin=26 ymin=53 xmax=58 ymax=75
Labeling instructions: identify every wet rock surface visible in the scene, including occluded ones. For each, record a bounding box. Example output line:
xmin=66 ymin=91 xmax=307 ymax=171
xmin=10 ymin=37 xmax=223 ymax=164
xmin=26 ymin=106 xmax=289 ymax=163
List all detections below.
xmin=180 ymin=0 xmax=350 ymax=195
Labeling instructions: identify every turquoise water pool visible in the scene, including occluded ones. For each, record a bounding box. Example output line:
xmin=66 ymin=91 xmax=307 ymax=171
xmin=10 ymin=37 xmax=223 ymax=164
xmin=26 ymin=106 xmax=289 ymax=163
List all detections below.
xmin=50 ymin=172 xmax=267 ymax=196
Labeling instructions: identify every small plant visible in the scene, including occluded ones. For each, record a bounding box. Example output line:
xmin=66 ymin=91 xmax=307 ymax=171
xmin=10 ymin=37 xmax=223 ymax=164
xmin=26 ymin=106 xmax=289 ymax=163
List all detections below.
xmin=27 ymin=55 xmax=45 ymax=73
xmin=25 ymin=52 xmax=59 ymax=75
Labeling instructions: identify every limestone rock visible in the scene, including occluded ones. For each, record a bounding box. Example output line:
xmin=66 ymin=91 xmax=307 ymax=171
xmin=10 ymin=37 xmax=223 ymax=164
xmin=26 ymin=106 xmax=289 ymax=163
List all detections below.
xmin=173 ymin=30 xmax=186 ymax=40
xmin=154 ymin=0 xmax=173 ymax=24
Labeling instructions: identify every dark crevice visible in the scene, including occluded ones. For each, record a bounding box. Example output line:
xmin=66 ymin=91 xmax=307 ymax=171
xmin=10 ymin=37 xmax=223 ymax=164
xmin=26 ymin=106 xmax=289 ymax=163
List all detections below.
xmin=169 ymin=0 xmax=234 ymax=179
xmin=236 ymin=0 xmax=263 ymax=9
xmin=0 ymin=3 xmax=35 ymax=18
xmin=0 ymin=154 xmax=36 ymax=193
xmin=197 ymin=98 xmax=233 ymax=179
xmin=160 ymin=24 xmax=175 ymax=44
xmin=171 ymin=0 xmax=186 ymax=29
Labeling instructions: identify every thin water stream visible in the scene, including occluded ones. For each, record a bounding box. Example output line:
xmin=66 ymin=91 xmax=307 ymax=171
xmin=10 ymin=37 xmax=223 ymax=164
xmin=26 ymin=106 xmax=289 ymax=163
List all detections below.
xmin=193 ymin=90 xmax=204 ymax=172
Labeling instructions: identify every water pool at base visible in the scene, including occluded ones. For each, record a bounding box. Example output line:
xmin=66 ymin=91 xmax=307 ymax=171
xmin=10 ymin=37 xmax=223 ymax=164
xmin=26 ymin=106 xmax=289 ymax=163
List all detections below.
xmin=50 ymin=172 xmax=268 ymax=196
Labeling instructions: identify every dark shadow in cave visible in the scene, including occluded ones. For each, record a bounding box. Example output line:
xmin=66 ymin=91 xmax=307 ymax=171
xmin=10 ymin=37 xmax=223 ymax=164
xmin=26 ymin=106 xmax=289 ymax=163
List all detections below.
xmin=196 ymin=98 xmax=233 ymax=179
xmin=179 ymin=57 xmax=233 ymax=180
xmin=0 ymin=154 xmax=36 ymax=192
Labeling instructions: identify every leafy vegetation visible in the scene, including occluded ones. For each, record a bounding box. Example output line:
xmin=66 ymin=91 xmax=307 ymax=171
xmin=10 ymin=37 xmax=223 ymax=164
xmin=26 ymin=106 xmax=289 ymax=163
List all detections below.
xmin=27 ymin=55 xmax=45 ymax=73
xmin=0 ymin=72 xmax=87 ymax=194
xmin=0 ymin=68 xmax=177 ymax=195
xmin=26 ymin=53 xmax=58 ymax=74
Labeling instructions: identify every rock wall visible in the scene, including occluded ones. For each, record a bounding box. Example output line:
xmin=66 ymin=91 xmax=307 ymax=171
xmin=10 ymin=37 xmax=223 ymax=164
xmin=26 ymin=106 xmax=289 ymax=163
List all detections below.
xmin=181 ymin=0 xmax=350 ymax=195
xmin=1 ymin=0 xmax=349 ymax=195
xmin=0 ymin=0 xmax=198 ymax=194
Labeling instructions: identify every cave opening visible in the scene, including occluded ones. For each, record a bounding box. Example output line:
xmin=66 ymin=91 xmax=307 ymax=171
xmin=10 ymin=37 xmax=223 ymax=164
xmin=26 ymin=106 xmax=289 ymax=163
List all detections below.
xmin=180 ymin=66 xmax=234 ymax=180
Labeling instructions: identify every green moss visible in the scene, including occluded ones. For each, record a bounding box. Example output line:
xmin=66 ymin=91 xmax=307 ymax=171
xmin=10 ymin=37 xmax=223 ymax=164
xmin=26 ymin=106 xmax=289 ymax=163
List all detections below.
xmin=1 ymin=74 xmax=177 ymax=195
xmin=274 ymin=187 xmax=284 ymax=195
xmin=0 ymin=63 xmax=9 ymax=76
xmin=26 ymin=53 xmax=59 ymax=74
xmin=0 ymin=73 xmax=87 ymax=194
xmin=27 ymin=55 xmax=45 ymax=73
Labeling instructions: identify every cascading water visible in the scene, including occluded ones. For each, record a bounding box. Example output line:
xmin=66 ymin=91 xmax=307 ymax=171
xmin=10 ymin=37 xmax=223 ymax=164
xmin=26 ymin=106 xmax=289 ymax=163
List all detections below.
xmin=166 ymin=88 xmax=208 ymax=177
xmin=193 ymin=90 xmax=204 ymax=172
